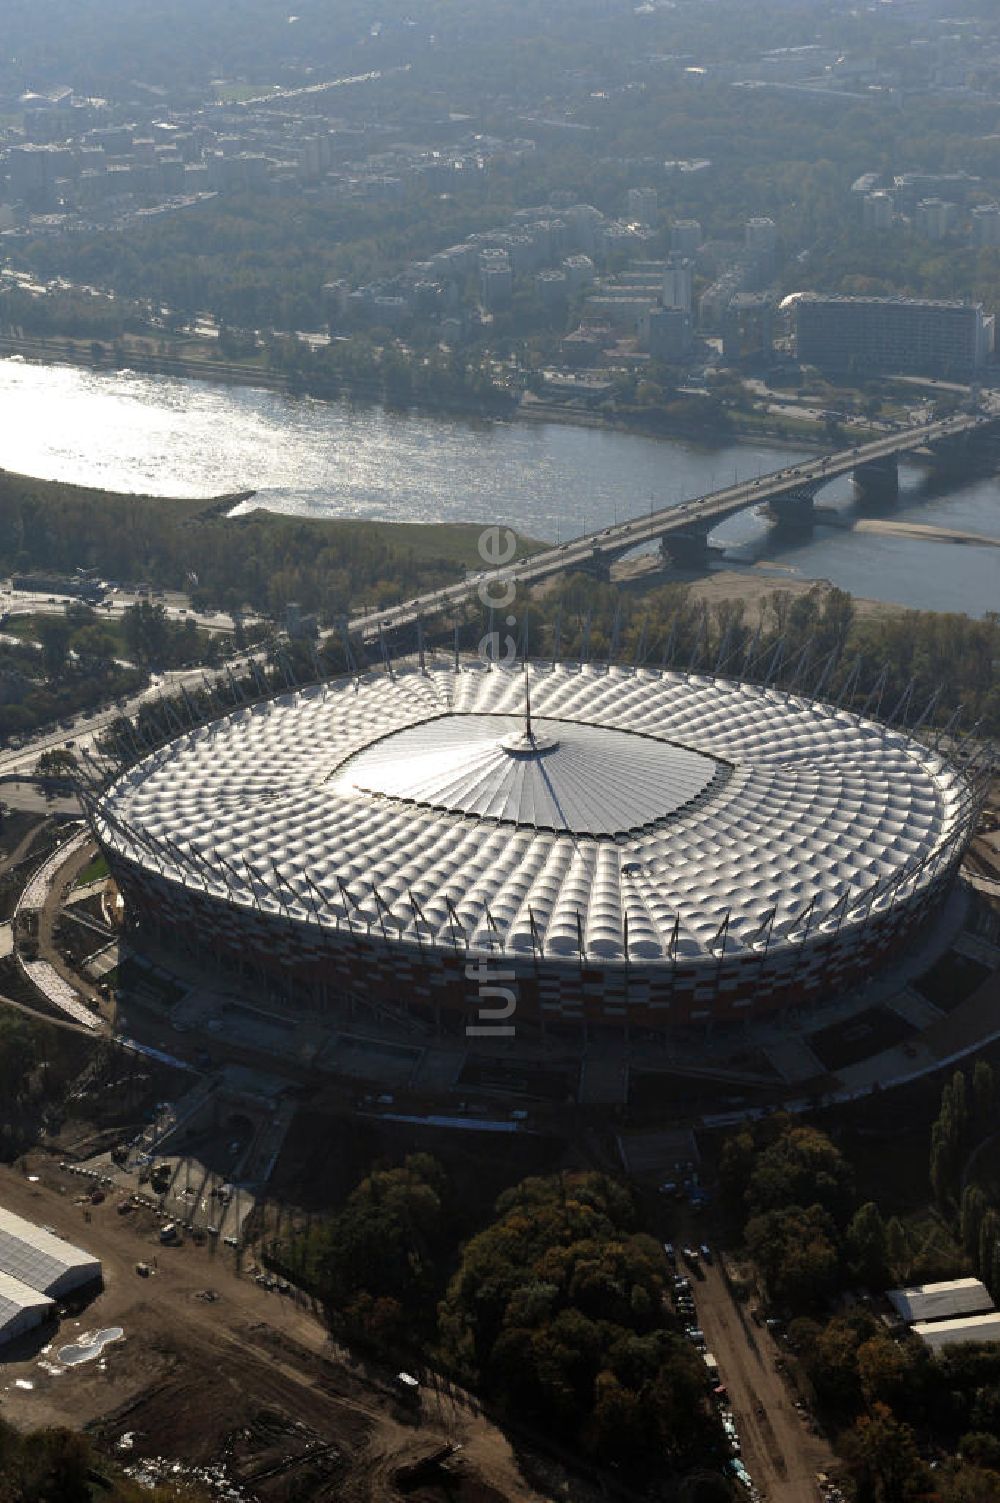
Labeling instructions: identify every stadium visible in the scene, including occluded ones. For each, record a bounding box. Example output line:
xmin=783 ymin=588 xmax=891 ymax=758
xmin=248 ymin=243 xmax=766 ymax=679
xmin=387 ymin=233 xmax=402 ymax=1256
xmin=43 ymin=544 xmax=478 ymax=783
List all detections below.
xmin=88 ymin=660 xmax=982 ymax=1037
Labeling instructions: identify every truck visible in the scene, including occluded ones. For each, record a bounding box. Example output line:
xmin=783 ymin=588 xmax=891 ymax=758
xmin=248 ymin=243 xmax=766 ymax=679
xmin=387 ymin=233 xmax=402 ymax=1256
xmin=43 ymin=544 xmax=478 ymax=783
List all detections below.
xmin=702 ymin=1351 xmax=719 ymax=1380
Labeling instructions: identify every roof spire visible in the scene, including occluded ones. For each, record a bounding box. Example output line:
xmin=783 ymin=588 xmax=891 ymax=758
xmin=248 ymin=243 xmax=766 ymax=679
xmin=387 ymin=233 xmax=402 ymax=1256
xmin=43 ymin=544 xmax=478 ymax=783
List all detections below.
xmin=524 ymin=662 xmax=533 ymax=741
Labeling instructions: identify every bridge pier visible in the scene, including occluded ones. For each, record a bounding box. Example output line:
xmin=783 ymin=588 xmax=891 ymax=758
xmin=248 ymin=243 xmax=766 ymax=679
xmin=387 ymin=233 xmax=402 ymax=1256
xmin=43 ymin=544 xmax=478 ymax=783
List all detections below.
xmin=577 ymin=552 xmax=613 ymax=582
xmin=765 ymin=488 xmax=817 ymax=527
xmin=661 ymin=531 xmax=711 ymax=567
xmin=853 ymin=454 xmax=899 ymax=505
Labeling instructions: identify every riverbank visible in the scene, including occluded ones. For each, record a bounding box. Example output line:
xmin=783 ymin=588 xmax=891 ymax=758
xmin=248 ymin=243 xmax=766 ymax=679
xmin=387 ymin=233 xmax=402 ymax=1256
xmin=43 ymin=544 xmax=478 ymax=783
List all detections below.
xmin=607 ymin=555 xmax=907 ymax=621
xmin=0 ymin=332 xmax=826 ymax=452
xmin=1 ymin=351 xmax=994 ymax=617
xmin=0 ymin=333 xmax=291 ymax=394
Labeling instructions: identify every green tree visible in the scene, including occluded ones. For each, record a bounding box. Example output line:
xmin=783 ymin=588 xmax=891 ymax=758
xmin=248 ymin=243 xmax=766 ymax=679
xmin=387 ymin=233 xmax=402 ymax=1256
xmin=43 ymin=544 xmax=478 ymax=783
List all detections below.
xmin=36 ymin=614 xmax=73 ymax=676
xmin=974 ymin=1061 xmax=997 ymax=1133
xmin=745 ymin=1203 xmax=840 ymax=1311
xmin=121 ymin=601 xmax=170 ymax=665
xmin=856 ymin=1333 xmax=920 ymax=1413
xmin=850 ymin=1402 xmax=929 ymax=1503
xmin=847 ymin=1202 xmax=889 ymax=1288
xmin=961 ymin=1185 xmax=988 ymax=1262
xmin=885 ymin=1218 xmax=912 ymax=1282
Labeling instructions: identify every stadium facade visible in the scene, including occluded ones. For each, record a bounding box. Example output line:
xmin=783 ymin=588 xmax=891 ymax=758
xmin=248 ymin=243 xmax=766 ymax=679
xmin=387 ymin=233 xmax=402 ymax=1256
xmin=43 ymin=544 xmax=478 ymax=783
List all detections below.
xmin=87 ymin=662 xmax=983 ymax=1037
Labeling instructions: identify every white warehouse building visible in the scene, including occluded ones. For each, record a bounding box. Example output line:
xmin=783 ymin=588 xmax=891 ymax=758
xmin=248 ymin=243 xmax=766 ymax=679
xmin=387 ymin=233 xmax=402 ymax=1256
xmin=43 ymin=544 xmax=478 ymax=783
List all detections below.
xmin=0 ymin=1207 xmax=102 ymax=1299
xmin=0 ymin=1269 xmax=54 ymax=1348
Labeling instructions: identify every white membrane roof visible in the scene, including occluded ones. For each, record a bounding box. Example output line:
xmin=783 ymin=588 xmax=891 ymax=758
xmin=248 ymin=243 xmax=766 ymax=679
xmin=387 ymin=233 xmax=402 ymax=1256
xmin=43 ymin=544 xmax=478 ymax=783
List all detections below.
xmin=95 ymin=661 xmax=969 ymax=964
xmin=336 ymin=713 xmax=721 ymax=836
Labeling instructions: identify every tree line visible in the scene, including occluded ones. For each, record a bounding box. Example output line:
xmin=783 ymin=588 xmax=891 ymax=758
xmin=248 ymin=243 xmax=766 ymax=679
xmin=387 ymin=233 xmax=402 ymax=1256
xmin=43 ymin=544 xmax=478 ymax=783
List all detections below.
xmin=720 ymin=1112 xmax=1000 ymax=1502
xmin=271 ymin=1158 xmax=727 ymax=1484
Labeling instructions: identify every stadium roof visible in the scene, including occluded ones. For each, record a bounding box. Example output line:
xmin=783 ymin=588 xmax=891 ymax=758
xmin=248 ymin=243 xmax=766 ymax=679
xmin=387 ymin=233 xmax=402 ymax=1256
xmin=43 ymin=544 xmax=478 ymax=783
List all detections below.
xmin=95 ymin=661 xmax=970 ymax=964
xmin=0 ymin=1207 xmax=101 ymax=1297
xmin=888 ymin=1278 xmax=995 ymax=1325
xmin=913 ymin=1313 xmax=1000 ymax=1354
xmin=0 ymin=1270 xmax=54 ymax=1330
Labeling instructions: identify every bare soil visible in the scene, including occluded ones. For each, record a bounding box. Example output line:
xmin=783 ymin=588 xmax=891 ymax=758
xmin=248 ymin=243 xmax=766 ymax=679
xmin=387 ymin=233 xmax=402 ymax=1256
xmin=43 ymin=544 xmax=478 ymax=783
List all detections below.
xmin=0 ymin=1157 xmax=552 ymax=1503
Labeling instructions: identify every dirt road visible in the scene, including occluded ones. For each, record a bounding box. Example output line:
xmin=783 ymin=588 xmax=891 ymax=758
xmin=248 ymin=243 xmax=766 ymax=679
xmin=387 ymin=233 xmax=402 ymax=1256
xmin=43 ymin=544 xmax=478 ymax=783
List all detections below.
xmin=692 ymin=1258 xmax=836 ymax=1503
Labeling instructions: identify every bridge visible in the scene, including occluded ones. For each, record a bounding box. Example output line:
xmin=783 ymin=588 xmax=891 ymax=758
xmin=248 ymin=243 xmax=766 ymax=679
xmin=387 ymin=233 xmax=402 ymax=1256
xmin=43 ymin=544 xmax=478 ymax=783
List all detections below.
xmin=348 ymin=409 xmax=1000 ymax=640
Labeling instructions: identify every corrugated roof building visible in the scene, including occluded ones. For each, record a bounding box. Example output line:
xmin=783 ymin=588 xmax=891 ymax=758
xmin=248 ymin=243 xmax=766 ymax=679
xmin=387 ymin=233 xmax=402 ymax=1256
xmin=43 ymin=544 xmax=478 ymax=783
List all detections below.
xmin=0 ymin=1207 xmax=101 ymax=1298
xmin=888 ymin=1278 xmax=995 ymax=1325
xmin=913 ymin=1313 xmax=1000 ymax=1354
xmin=0 ymin=1269 xmax=54 ymax=1347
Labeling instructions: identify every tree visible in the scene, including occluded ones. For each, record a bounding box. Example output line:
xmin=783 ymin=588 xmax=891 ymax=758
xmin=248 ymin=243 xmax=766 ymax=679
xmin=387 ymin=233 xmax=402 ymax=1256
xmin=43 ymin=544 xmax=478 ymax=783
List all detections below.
xmin=121 ymin=600 xmax=170 ymax=665
xmin=847 ymin=1202 xmax=889 ymax=1288
xmin=850 ymin=1402 xmax=929 ymax=1503
xmin=744 ymin=1122 xmax=855 ymax=1226
xmin=856 ymin=1333 xmax=920 ymax=1413
xmin=36 ymin=614 xmax=73 ymax=676
xmin=70 ymin=623 xmax=117 ymax=664
xmin=35 ymin=748 xmax=78 ymax=786
xmin=958 ymin=1432 xmax=1000 ymax=1471
xmin=890 ymin=1214 xmax=914 ymax=1286
xmin=437 ymin=1170 xmax=712 ymax=1472
xmin=961 ymin=1185 xmax=988 ymax=1262
xmin=804 ymin=1316 xmax=870 ymax=1416
xmin=973 ymin=1060 xmax=997 ymax=1132
xmin=745 ymin=1203 xmax=840 ymax=1311
xmin=979 ymin=1209 xmax=1000 ymax=1287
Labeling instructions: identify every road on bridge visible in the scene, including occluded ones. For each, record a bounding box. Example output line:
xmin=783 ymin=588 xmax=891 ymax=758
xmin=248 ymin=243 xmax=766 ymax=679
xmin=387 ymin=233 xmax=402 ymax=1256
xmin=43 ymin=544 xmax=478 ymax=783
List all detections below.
xmin=345 ymin=409 xmax=996 ymax=643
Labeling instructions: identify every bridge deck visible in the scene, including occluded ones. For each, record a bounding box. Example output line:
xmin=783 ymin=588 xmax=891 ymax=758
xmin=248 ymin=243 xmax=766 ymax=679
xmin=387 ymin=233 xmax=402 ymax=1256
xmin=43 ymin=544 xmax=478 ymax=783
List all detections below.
xmin=345 ymin=410 xmax=996 ymax=641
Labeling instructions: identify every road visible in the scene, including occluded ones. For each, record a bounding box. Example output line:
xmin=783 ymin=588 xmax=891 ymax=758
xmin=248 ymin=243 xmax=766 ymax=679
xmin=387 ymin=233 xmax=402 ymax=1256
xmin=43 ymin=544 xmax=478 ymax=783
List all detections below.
xmin=347 ymin=409 xmax=997 ymax=643
xmin=692 ymin=1258 xmax=836 ymax=1503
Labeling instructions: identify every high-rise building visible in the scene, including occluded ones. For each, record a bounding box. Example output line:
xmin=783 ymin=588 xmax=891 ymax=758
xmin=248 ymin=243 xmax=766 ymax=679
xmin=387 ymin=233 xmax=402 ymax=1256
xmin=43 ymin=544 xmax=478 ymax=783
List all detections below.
xmin=479 ymin=249 xmax=513 ymax=310
xmin=640 ymin=305 xmax=693 ymax=360
xmin=744 ymin=216 xmax=778 ymax=288
xmin=863 ymin=191 xmax=894 ymax=232
xmin=914 ymin=198 xmax=957 ymax=241
xmin=662 ymin=259 xmax=693 ymax=314
xmin=970 ymin=204 xmax=1000 ymax=248
xmin=794 ymin=295 xmax=993 ymax=377
xmin=745 ymin=216 xmax=777 ymax=255
xmin=723 ymin=294 xmax=774 ymax=364
xmin=670 ymin=219 xmax=703 ymax=256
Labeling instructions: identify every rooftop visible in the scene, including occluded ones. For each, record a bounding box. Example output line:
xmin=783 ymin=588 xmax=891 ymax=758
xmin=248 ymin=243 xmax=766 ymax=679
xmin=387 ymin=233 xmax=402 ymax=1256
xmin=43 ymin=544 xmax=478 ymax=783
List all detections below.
xmin=888 ymin=1277 xmax=995 ymax=1325
xmin=0 ymin=1206 xmax=101 ymax=1296
xmin=95 ymin=662 xmax=970 ymax=966
xmin=913 ymin=1313 xmax=1000 ymax=1354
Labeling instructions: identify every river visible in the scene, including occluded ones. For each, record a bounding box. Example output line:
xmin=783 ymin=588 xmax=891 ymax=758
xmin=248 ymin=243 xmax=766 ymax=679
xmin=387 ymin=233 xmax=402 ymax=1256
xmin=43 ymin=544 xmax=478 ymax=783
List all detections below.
xmin=1 ymin=357 xmax=997 ymax=615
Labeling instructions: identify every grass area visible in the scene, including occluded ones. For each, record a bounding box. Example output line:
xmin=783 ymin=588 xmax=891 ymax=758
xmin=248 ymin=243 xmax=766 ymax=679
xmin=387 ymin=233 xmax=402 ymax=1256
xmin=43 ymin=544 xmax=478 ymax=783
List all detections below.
xmin=284 ymin=517 xmax=550 ymax=568
xmin=73 ymin=853 xmax=109 ymax=887
xmin=0 ymin=466 xmax=549 ymax=617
